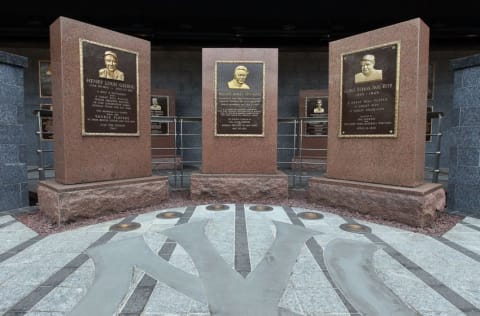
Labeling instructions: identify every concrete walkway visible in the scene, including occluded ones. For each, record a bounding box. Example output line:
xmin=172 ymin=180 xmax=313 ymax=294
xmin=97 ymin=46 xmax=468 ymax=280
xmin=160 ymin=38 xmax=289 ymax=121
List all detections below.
xmin=0 ymin=204 xmax=479 ymax=315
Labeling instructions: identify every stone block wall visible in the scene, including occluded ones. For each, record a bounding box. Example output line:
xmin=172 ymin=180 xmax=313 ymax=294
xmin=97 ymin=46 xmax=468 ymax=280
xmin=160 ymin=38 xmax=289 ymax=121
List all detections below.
xmin=448 ymin=54 xmax=480 ymax=215
xmin=0 ymin=51 xmax=29 ymax=211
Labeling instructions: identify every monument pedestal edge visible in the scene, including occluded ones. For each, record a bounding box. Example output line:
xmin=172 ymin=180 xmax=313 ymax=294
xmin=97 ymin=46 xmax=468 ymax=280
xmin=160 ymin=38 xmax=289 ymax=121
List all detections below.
xmin=38 ymin=175 xmax=169 ymax=224
xmin=308 ymin=177 xmax=445 ymax=227
xmin=190 ymin=171 xmax=288 ymax=202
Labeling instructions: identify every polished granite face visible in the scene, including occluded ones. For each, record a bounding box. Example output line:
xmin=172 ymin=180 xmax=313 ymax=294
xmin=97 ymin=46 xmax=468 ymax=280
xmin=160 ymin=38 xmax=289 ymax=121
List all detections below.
xmin=0 ymin=205 xmax=479 ymax=315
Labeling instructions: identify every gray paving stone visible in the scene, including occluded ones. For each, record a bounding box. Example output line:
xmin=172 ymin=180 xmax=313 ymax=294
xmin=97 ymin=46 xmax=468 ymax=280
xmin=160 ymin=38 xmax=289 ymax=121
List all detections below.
xmin=1 ymin=204 xmax=479 ymax=315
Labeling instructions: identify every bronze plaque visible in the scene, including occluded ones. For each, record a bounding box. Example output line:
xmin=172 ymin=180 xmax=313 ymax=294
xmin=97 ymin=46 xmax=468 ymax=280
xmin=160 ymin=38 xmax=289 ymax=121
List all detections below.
xmin=426 ymin=106 xmax=433 ymax=142
xmin=305 ymin=96 xmax=328 ymax=136
xmin=38 ymin=61 xmax=52 ymax=98
xmin=80 ymin=39 xmax=139 ymax=136
xmin=151 ymin=95 xmax=169 ymax=135
xmin=340 ymin=42 xmax=400 ymax=137
xmin=215 ymin=61 xmax=265 ymax=136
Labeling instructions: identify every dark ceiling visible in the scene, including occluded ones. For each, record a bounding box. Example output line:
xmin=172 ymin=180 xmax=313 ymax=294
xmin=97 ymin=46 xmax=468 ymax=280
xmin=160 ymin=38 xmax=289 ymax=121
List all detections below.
xmin=1 ymin=1 xmax=480 ymax=49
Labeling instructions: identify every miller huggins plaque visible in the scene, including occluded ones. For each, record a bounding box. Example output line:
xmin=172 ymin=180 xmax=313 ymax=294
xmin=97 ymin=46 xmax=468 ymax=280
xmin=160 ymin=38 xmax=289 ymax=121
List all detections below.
xmin=215 ymin=61 xmax=265 ymax=136
xmin=151 ymin=95 xmax=169 ymax=135
xmin=340 ymin=42 xmax=400 ymax=137
xmin=305 ymin=96 xmax=328 ymax=136
xmin=80 ymin=39 xmax=139 ymax=136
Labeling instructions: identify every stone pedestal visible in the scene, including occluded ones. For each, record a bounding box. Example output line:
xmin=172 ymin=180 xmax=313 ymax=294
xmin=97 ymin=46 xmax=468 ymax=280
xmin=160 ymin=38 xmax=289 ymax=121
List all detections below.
xmin=308 ymin=177 xmax=445 ymax=227
xmin=38 ymin=176 xmax=169 ymax=224
xmin=0 ymin=51 xmax=29 ymax=212
xmin=448 ymin=54 xmax=480 ymax=216
xmin=190 ymin=172 xmax=288 ymax=201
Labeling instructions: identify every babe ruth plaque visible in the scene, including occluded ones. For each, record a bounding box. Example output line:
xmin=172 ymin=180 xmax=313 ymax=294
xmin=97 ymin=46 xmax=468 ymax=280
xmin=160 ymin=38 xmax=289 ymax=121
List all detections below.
xmin=340 ymin=42 xmax=400 ymax=137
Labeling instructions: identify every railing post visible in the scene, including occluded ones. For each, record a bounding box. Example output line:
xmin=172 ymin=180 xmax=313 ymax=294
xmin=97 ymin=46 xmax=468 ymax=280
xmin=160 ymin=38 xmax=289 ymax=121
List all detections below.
xmin=432 ymin=113 xmax=443 ymax=183
xmin=35 ymin=110 xmax=46 ymax=181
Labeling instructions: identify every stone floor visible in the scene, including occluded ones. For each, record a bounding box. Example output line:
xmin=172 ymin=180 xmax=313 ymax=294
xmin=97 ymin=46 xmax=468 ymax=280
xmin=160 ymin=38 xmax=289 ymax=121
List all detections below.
xmin=0 ymin=203 xmax=479 ymax=315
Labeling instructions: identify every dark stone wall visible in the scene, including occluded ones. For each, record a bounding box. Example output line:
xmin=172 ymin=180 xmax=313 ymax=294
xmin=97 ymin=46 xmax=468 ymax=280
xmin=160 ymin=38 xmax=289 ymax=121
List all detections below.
xmin=0 ymin=51 xmax=29 ymax=211
xmin=448 ymin=53 xmax=480 ymax=215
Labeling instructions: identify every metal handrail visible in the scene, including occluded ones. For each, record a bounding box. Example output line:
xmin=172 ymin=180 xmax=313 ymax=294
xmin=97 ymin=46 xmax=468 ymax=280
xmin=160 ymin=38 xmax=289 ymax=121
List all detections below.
xmin=33 ymin=112 xmax=443 ymax=189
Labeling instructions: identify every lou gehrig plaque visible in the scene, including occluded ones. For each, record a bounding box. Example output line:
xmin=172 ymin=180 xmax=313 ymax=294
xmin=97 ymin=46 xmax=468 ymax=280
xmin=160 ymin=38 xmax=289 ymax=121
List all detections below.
xmin=215 ymin=62 xmax=265 ymax=136
xmin=80 ymin=39 xmax=139 ymax=136
xmin=340 ymin=42 xmax=400 ymax=137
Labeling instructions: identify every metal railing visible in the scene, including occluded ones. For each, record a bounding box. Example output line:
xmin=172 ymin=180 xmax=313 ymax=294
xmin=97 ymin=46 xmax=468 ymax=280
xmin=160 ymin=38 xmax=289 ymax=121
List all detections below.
xmin=150 ymin=116 xmax=201 ymax=189
xmin=34 ymin=109 xmax=54 ymax=181
xmin=425 ymin=111 xmax=444 ymax=183
xmin=278 ymin=116 xmax=328 ymax=189
xmin=34 ymin=112 xmax=444 ymax=189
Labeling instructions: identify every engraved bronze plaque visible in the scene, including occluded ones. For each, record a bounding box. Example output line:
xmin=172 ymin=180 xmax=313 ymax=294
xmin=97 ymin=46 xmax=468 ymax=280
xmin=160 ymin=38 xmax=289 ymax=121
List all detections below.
xmin=305 ymin=96 xmax=328 ymax=136
xmin=41 ymin=116 xmax=53 ymax=140
xmin=215 ymin=61 xmax=265 ymax=136
xmin=340 ymin=42 xmax=400 ymax=137
xmin=428 ymin=63 xmax=435 ymax=100
xmin=151 ymin=95 xmax=169 ymax=135
xmin=38 ymin=60 xmax=52 ymax=98
xmin=426 ymin=106 xmax=433 ymax=142
xmin=80 ymin=39 xmax=139 ymax=136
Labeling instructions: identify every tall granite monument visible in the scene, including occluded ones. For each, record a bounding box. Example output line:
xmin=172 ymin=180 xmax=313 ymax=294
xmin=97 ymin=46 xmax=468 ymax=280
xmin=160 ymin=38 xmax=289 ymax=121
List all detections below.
xmin=309 ymin=18 xmax=445 ymax=227
xmin=37 ymin=17 xmax=168 ymax=223
xmin=191 ymin=48 xmax=288 ymax=200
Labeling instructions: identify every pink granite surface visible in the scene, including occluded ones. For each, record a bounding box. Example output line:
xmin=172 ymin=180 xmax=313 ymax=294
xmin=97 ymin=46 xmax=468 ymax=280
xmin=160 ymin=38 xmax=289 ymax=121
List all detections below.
xmin=190 ymin=172 xmax=288 ymax=201
xmin=38 ymin=176 xmax=169 ymax=224
xmin=308 ymin=177 xmax=445 ymax=227
xmin=327 ymin=18 xmax=430 ymax=187
xmin=50 ymin=16 xmax=152 ymax=184
xmin=201 ymin=48 xmax=278 ymax=174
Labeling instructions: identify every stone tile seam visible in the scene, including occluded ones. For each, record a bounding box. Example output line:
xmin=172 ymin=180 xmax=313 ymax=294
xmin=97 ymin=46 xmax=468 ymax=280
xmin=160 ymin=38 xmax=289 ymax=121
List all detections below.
xmin=0 ymin=235 xmax=44 ymax=264
xmin=460 ymin=221 xmax=480 ymax=232
xmin=433 ymin=236 xmax=480 ymax=263
xmin=0 ymin=219 xmax=16 ymax=229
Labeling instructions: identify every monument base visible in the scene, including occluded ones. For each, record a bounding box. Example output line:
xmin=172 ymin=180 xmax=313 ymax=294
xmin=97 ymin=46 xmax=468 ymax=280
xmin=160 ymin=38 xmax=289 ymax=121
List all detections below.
xmin=291 ymin=157 xmax=327 ymax=172
xmin=190 ymin=172 xmax=288 ymax=201
xmin=152 ymin=157 xmax=183 ymax=170
xmin=308 ymin=177 xmax=446 ymax=227
xmin=38 ymin=175 xmax=169 ymax=224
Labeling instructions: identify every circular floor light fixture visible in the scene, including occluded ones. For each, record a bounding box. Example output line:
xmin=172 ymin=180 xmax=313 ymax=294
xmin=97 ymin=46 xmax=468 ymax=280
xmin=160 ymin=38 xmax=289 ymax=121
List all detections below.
xmin=339 ymin=223 xmax=372 ymax=234
xmin=206 ymin=204 xmax=230 ymax=211
xmin=109 ymin=222 xmax=141 ymax=232
xmin=156 ymin=211 xmax=183 ymax=219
